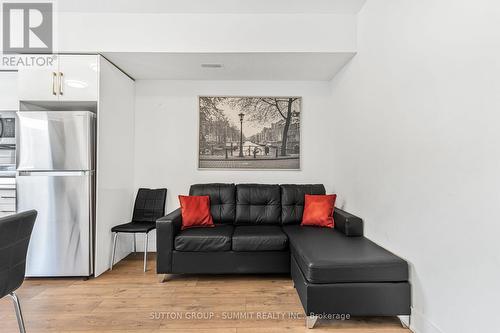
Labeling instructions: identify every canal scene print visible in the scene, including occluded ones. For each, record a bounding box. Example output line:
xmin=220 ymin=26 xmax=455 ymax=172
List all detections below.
xmin=199 ymin=96 xmax=301 ymax=169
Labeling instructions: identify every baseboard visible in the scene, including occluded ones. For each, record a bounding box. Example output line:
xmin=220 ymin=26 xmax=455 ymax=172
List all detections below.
xmin=400 ymin=307 xmax=444 ymax=333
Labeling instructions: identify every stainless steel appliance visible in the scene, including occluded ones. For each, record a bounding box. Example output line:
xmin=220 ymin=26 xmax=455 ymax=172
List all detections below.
xmin=0 ymin=177 xmax=16 ymax=218
xmin=17 ymin=111 xmax=95 ymax=277
xmin=0 ymin=111 xmax=16 ymax=145
xmin=0 ymin=145 xmax=16 ymax=178
xmin=0 ymin=111 xmax=17 ymax=217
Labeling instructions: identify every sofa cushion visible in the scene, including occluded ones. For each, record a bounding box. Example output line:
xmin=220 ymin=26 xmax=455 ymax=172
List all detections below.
xmin=235 ymin=184 xmax=281 ymax=225
xmin=280 ymin=184 xmax=325 ymax=225
xmin=175 ymin=225 xmax=233 ymax=252
xmin=232 ymin=226 xmax=288 ymax=251
xmin=189 ymin=183 xmax=235 ymax=224
xmin=282 ymin=225 xmax=408 ymax=283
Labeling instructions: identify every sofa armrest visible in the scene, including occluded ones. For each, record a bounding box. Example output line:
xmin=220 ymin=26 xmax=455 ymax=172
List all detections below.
xmin=156 ymin=208 xmax=182 ymax=273
xmin=334 ymin=208 xmax=364 ymax=237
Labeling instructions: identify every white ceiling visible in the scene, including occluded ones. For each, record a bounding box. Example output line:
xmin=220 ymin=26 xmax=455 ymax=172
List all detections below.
xmin=102 ymin=52 xmax=356 ymax=81
xmin=57 ymin=0 xmax=366 ymax=14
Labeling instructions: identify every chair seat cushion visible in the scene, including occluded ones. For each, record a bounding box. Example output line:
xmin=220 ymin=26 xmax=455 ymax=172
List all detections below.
xmin=111 ymin=222 xmax=156 ymax=233
xmin=175 ymin=225 xmax=233 ymax=252
xmin=282 ymin=225 xmax=408 ymax=283
xmin=232 ymin=226 xmax=288 ymax=251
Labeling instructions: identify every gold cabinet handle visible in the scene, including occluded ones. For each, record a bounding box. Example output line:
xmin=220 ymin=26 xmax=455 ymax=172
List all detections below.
xmin=59 ymin=72 xmax=64 ymax=95
xmin=52 ymin=72 xmax=57 ymax=95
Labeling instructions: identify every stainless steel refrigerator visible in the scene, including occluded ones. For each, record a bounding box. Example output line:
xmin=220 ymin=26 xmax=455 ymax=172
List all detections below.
xmin=16 ymin=111 xmax=95 ymax=277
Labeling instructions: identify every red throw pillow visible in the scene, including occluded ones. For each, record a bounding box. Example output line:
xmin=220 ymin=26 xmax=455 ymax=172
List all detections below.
xmin=301 ymin=194 xmax=337 ymax=228
xmin=178 ymin=195 xmax=214 ymax=230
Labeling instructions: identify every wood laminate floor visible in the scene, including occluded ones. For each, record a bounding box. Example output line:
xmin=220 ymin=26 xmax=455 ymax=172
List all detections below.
xmin=0 ymin=253 xmax=411 ymax=333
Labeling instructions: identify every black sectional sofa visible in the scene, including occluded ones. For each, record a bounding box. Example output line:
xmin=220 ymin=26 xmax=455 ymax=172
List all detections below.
xmin=157 ymin=183 xmax=410 ymax=328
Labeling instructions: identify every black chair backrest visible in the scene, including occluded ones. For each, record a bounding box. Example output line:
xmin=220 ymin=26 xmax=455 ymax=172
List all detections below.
xmin=132 ymin=188 xmax=167 ymax=222
xmin=0 ymin=210 xmax=37 ymax=299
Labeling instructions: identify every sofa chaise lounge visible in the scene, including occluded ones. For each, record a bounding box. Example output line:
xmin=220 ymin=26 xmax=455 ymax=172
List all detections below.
xmin=156 ymin=183 xmax=410 ymax=328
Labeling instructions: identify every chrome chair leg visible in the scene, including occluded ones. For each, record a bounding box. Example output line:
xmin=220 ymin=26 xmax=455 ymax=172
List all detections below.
xmin=9 ymin=292 xmax=26 ymax=333
xmin=143 ymin=232 xmax=149 ymax=272
xmin=306 ymin=315 xmax=318 ymax=329
xmin=110 ymin=232 xmax=118 ymax=270
xmin=399 ymin=315 xmax=411 ymax=329
xmin=133 ymin=233 xmax=136 ymax=253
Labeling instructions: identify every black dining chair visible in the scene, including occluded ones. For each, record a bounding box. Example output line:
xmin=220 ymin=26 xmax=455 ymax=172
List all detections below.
xmin=0 ymin=210 xmax=37 ymax=333
xmin=110 ymin=188 xmax=167 ymax=272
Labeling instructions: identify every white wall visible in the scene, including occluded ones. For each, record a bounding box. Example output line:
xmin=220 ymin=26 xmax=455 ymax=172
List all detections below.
xmin=329 ymin=1 xmax=500 ymax=333
xmin=57 ymin=13 xmax=356 ymax=53
xmin=134 ymin=80 xmax=336 ymax=250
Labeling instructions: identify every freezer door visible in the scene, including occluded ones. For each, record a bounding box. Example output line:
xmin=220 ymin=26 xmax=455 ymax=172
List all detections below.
xmin=17 ymin=111 xmax=95 ymax=171
xmin=18 ymin=171 xmax=93 ymax=277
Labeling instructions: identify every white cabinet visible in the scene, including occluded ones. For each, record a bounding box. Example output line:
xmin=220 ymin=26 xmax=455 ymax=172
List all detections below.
xmin=18 ymin=59 xmax=58 ymax=101
xmin=59 ymin=55 xmax=99 ymax=101
xmin=0 ymin=72 xmax=19 ymax=110
xmin=18 ymin=55 xmax=99 ymax=102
